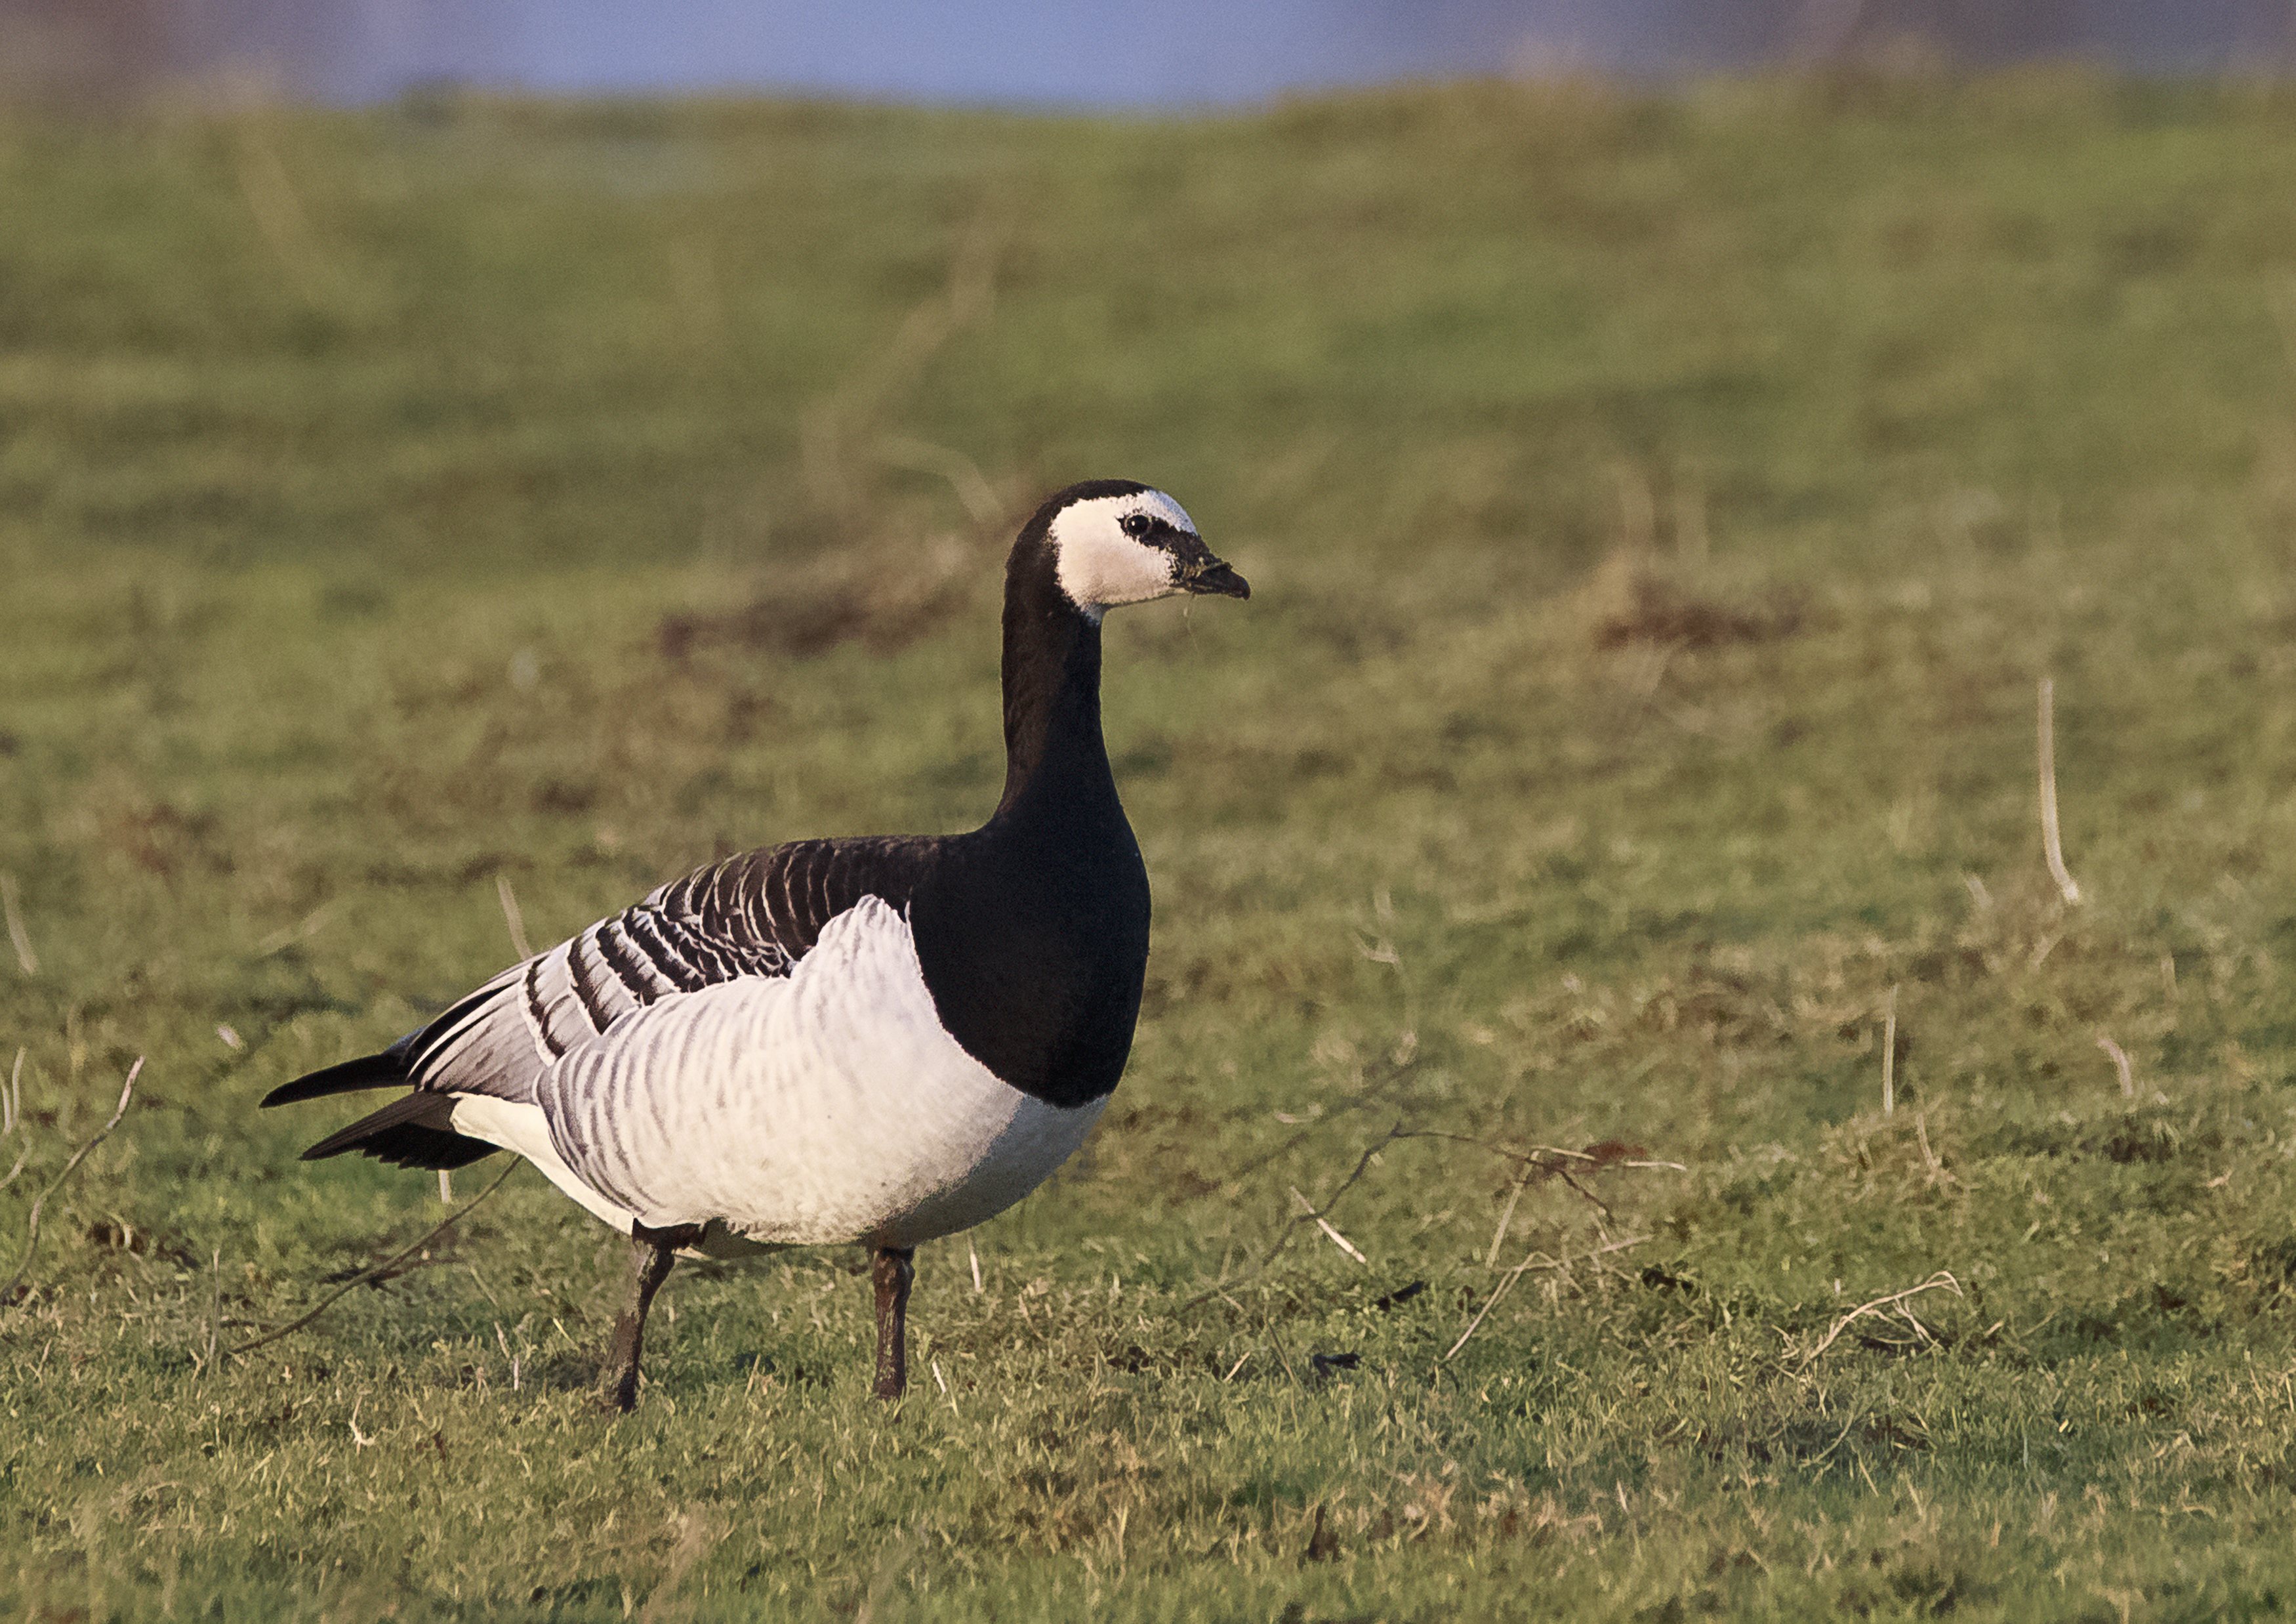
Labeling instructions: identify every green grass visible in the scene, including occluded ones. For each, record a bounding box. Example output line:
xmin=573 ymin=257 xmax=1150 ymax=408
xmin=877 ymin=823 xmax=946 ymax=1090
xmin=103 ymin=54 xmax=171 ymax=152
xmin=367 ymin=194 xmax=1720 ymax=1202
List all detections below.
xmin=3 ymin=70 xmax=2296 ymax=1620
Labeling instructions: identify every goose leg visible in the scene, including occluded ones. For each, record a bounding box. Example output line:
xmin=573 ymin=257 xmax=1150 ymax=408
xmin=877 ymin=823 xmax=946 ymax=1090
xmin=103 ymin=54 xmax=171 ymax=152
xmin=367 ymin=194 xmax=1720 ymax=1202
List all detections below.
xmin=871 ymin=1245 xmax=916 ymax=1400
xmin=598 ymin=1221 xmax=694 ymax=1413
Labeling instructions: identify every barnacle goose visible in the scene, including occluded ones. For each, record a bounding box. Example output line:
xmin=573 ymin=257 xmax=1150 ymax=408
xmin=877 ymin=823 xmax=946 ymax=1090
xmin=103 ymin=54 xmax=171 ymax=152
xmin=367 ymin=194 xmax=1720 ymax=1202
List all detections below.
xmin=262 ymin=480 xmax=1246 ymax=1407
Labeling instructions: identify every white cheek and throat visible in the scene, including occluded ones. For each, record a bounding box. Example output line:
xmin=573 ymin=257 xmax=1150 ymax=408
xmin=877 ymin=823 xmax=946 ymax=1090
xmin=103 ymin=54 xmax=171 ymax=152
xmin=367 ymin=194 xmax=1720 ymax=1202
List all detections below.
xmin=1050 ymin=490 xmax=1200 ymax=621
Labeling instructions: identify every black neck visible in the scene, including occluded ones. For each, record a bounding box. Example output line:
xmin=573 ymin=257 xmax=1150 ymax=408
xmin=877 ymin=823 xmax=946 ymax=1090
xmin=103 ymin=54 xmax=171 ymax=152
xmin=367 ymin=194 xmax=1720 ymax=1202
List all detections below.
xmin=906 ymin=515 xmax=1151 ymax=1108
xmin=990 ymin=545 xmax=1122 ymax=832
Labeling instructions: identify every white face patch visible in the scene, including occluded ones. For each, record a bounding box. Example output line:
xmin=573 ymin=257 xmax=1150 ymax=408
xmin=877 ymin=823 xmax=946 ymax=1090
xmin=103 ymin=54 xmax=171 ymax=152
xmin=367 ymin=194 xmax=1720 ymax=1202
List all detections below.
xmin=1048 ymin=489 xmax=1201 ymax=620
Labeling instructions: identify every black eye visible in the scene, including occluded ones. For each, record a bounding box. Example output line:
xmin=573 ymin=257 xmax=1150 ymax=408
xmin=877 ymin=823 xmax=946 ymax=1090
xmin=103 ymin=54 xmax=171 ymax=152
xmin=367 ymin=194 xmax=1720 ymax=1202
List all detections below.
xmin=1120 ymin=513 xmax=1155 ymax=538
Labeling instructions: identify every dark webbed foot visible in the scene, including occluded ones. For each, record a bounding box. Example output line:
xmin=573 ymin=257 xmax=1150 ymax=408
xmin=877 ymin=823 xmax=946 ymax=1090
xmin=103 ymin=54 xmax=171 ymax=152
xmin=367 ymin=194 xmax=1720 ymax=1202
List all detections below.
xmin=871 ymin=1245 xmax=916 ymax=1400
xmin=597 ymin=1221 xmax=698 ymax=1412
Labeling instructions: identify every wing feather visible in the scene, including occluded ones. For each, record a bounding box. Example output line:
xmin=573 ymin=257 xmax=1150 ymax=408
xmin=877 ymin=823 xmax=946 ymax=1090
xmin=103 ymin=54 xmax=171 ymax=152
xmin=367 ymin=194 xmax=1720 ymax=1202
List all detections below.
xmin=263 ymin=835 xmax=942 ymax=1171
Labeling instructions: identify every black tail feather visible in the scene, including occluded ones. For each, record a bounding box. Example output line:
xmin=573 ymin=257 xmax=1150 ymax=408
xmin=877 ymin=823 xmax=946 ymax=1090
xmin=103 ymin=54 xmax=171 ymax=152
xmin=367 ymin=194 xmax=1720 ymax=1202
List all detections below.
xmin=261 ymin=1046 xmax=412 ymax=1108
xmin=299 ymin=1088 xmax=500 ymax=1170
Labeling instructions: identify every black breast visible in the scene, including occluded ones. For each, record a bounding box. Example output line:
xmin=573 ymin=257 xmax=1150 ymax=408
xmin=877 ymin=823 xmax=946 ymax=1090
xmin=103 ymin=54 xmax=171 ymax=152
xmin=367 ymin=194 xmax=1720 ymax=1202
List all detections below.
xmin=908 ymin=821 xmax=1150 ymax=1110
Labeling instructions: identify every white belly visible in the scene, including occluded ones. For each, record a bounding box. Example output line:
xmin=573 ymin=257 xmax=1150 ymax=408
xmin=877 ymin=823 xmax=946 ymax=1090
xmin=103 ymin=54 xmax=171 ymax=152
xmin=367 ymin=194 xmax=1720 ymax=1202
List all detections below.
xmin=529 ymin=896 xmax=1106 ymax=1247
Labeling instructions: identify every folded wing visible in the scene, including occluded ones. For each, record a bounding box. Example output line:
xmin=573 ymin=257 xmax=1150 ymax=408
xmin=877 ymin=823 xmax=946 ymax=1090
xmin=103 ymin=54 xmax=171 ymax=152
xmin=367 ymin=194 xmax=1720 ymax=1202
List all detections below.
xmin=263 ymin=837 xmax=932 ymax=1171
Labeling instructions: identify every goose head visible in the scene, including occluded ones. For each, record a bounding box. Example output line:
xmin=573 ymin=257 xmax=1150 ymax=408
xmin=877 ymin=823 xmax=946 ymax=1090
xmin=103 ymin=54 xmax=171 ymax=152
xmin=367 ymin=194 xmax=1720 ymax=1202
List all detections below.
xmin=1031 ymin=480 xmax=1250 ymax=623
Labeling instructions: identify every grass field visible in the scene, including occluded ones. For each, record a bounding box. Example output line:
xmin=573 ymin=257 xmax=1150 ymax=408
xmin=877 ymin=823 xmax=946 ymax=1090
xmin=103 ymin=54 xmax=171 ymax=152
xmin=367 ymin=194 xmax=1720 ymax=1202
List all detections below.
xmin=3 ymin=70 xmax=2296 ymax=1621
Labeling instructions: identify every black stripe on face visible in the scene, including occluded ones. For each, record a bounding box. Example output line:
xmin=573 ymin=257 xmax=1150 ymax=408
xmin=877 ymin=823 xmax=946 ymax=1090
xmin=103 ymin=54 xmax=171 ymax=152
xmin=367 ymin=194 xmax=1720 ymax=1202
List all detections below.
xmin=1118 ymin=511 xmax=1190 ymax=547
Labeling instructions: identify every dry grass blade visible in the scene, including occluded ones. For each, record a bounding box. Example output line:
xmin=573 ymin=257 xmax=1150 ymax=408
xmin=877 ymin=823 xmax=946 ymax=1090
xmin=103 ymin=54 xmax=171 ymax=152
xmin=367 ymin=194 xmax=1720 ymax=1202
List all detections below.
xmin=1194 ymin=1123 xmax=1683 ymax=1318
xmin=1290 ymin=1185 xmax=1370 ymax=1264
xmin=1793 ymin=1270 xmax=1963 ymax=1372
xmin=1182 ymin=1123 xmax=1408 ymax=1310
xmin=2038 ymin=677 xmax=2081 ymax=905
xmin=0 ymin=871 xmax=37 ymax=976
xmin=1881 ymin=983 xmax=1898 ymax=1116
xmin=1914 ymin=1111 xmax=1950 ymax=1185
xmin=496 ymin=873 xmax=535 ymax=961
xmin=1 ymin=1056 xmax=142 ymax=1308
xmin=1443 ymin=1234 xmax=1653 ymax=1362
xmin=1485 ymin=1169 xmax=1532 ymax=1268
xmin=1 ymin=1048 xmax=25 ymax=1194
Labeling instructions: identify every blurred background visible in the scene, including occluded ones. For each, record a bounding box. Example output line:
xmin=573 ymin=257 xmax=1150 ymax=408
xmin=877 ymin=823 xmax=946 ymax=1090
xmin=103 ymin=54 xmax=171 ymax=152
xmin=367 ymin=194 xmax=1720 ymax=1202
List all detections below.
xmin=7 ymin=0 xmax=2295 ymax=110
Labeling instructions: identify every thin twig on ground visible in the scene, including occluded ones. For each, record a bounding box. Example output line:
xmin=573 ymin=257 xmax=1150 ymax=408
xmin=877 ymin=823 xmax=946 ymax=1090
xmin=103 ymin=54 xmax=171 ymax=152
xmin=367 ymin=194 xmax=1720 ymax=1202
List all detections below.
xmin=1793 ymin=1270 xmax=1963 ymax=1372
xmin=1181 ymin=1124 xmax=1408 ymax=1310
xmin=2097 ymin=1034 xmax=2135 ymax=1098
xmin=1 ymin=1056 xmax=142 ymax=1308
xmin=1415 ymin=1129 xmax=1689 ymax=1177
xmin=1290 ymin=1186 xmax=1368 ymax=1264
xmin=1485 ymin=1169 xmax=1532 ymax=1268
xmin=1408 ymin=1129 xmax=1667 ymax=1218
xmin=1444 ymin=1234 xmax=1653 ymax=1362
xmin=1212 ymin=1045 xmax=1424 ymax=1191
xmin=2038 ymin=677 xmax=2081 ymax=905
xmin=1185 ymin=1121 xmax=1682 ymax=1318
xmin=227 ymin=1163 xmax=516 ymax=1356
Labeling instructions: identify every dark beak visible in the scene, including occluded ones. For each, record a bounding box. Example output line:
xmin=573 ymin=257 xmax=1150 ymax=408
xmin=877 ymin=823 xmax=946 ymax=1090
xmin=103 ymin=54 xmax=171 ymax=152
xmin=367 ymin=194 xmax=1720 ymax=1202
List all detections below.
xmin=1174 ymin=537 xmax=1250 ymax=600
